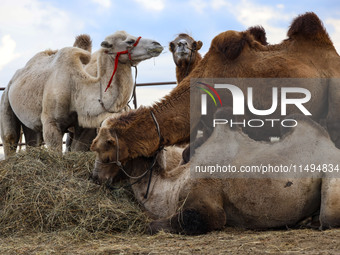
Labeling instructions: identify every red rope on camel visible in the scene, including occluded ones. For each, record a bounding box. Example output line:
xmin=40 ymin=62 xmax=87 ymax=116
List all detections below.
xmin=105 ymin=36 xmax=142 ymax=92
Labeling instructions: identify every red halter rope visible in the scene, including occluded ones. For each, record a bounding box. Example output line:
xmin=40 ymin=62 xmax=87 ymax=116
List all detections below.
xmin=105 ymin=36 xmax=142 ymax=92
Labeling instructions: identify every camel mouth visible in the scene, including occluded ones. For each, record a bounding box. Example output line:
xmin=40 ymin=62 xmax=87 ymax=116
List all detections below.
xmin=177 ymin=51 xmax=189 ymax=57
xmin=147 ymin=46 xmax=164 ymax=56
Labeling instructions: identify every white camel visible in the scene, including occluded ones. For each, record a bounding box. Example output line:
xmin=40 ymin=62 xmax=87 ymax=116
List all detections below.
xmin=0 ymin=31 xmax=163 ymax=158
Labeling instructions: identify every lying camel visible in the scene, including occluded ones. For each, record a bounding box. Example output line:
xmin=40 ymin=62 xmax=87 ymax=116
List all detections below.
xmin=169 ymin=34 xmax=203 ymax=83
xmin=89 ymin=12 xmax=340 ymax=165
xmin=91 ymin=108 xmax=340 ymax=234
xmin=0 ymin=31 xmax=163 ymax=158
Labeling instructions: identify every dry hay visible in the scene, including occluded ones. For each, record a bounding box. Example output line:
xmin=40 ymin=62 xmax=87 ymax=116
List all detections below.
xmin=0 ymin=148 xmax=148 ymax=239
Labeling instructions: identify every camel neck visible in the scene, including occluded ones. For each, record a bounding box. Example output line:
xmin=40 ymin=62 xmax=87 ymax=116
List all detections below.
xmin=176 ymin=53 xmax=202 ymax=84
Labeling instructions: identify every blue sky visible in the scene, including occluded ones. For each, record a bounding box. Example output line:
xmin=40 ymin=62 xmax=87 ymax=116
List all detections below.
xmin=0 ymin=0 xmax=339 ymax=106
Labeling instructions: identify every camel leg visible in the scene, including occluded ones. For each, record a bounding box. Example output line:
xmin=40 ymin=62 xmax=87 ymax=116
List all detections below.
xmin=42 ymin=117 xmax=63 ymax=152
xmin=326 ymin=78 xmax=340 ymax=148
xmin=320 ymin=178 xmax=340 ymax=229
xmin=0 ymin=88 xmax=21 ymax=158
xmin=22 ymin=124 xmax=43 ymax=147
xmin=149 ymin=191 xmax=226 ymax=235
xmin=70 ymin=126 xmax=97 ymax=152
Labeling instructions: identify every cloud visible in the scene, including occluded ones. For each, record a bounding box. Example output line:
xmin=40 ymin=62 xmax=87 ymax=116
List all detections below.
xmin=209 ymin=0 xmax=292 ymax=43
xmin=231 ymin=0 xmax=292 ymax=43
xmin=134 ymin=0 xmax=165 ymax=11
xmin=0 ymin=35 xmax=20 ymax=71
xmin=91 ymin=0 xmax=112 ymax=8
xmin=326 ymin=18 xmax=340 ymax=53
xmin=189 ymin=0 xmax=208 ymax=14
xmin=0 ymin=0 xmax=85 ymax=86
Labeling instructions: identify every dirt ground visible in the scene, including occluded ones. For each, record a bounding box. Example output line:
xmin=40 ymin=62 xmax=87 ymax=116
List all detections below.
xmin=1 ymin=228 xmax=339 ymax=254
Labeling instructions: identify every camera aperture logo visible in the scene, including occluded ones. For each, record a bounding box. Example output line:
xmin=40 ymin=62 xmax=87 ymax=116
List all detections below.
xmin=198 ymin=82 xmax=312 ymax=128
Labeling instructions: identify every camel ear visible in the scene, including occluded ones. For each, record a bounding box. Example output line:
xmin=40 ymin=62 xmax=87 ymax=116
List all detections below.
xmin=101 ymin=41 xmax=113 ymax=48
xmin=195 ymin=40 xmax=203 ymax=50
xmin=105 ymin=138 xmax=115 ymax=148
xmin=169 ymin=42 xmax=175 ymax=52
xmin=214 ymin=32 xmax=250 ymax=60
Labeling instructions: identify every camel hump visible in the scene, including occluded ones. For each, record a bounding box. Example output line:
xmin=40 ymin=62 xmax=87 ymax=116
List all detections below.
xmin=246 ymin=26 xmax=268 ymax=45
xmin=287 ymin=12 xmax=333 ymax=46
xmin=73 ymin=34 xmax=92 ymax=53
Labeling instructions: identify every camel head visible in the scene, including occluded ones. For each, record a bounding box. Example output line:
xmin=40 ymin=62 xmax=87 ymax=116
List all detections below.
xmin=169 ymin=34 xmax=203 ymax=67
xmin=100 ymin=31 xmax=163 ymax=65
xmin=90 ymin=119 xmax=129 ymax=184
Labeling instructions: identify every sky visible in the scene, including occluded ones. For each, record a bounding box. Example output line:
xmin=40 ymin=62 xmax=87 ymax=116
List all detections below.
xmin=0 ymin=0 xmax=339 ymax=107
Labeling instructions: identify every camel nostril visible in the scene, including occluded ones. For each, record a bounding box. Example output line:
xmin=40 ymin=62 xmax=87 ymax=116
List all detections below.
xmin=153 ymin=41 xmax=161 ymax=46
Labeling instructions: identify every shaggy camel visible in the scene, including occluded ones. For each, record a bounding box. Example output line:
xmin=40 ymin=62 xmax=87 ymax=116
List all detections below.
xmin=169 ymin=34 xmax=203 ymax=83
xmin=91 ymin=108 xmax=340 ymax=234
xmin=90 ymin=12 xmax=340 ymax=165
xmin=0 ymin=31 xmax=163 ymax=158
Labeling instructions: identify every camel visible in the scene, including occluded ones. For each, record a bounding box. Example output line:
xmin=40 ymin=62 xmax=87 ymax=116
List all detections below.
xmin=169 ymin=28 xmax=268 ymax=84
xmin=169 ymin=34 xmax=203 ymax=83
xmin=89 ymin=12 xmax=340 ymax=165
xmin=91 ymin=108 xmax=340 ymax=234
xmin=0 ymin=34 xmax=92 ymax=155
xmin=0 ymin=31 xmax=163 ymax=158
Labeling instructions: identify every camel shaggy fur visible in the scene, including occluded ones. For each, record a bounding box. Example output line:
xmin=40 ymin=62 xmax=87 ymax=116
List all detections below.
xmin=90 ymin=12 xmax=340 ymax=165
xmin=0 ymin=31 xmax=163 ymax=158
xmin=169 ymin=34 xmax=203 ymax=83
xmin=91 ymin=108 xmax=340 ymax=234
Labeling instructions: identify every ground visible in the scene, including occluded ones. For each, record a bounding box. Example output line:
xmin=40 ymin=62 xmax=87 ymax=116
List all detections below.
xmin=1 ymin=228 xmax=339 ymax=254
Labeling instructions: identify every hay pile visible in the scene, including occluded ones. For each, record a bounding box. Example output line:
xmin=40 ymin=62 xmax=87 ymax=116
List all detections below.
xmin=0 ymin=148 xmax=148 ymax=238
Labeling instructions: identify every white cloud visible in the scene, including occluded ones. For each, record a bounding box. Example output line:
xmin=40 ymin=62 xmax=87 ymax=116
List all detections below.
xmin=0 ymin=0 xmax=84 ymax=87
xmin=91 ymin=0 xmax=111 ymax=8
xmin=232 ymin=0 xmax=292 ymax=43
xmin=190 ymin=0 xmax=292 ymax=43
xmin=0 ymin=35 xmax=20 ymax=71
xmin=326 ymin=18 xmax=340 ymax=53
xmin=134 ymin=0 xmax=165 ymax=11
xmin=189 ymin=0 xmax=208 ymax=14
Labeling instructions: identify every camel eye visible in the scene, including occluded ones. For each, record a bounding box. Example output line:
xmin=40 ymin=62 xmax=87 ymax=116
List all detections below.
xmin=127 ymin=40 xmax=135 ymax=45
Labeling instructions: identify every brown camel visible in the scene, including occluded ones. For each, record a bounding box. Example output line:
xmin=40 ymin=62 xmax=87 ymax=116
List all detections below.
xmin=169 ymin=28 xmax=267 ymax=84
xmin=169 ymin=34 xmax=203 ymax=83
xmin=91 ymin=12 xmax=340 ymax=165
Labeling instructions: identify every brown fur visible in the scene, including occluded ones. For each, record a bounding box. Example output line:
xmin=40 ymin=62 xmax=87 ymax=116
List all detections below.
xmin=287 ymin=12 xmax=333 ymax=46
xmin=246 ymin=26 xmax=268 ymax=45
xmin=91 ymin=12 xmax=340 ymax=165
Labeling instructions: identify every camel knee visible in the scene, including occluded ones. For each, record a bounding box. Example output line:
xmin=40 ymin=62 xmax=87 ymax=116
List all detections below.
xmin=320 ymin=211 xmax=340 ymax=229
xmin=149 ymin=209 xmax=208 ymax=235
xmin=320 ymin=179 xmax=340 ymax=229
xmin=149 ymin=206 xmax=226 ymax=235
xmin=42 ymin=121 xmax=63 ymax=151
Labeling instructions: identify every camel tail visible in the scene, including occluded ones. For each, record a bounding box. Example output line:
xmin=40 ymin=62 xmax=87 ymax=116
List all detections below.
xmin=287 ymin=12 xmax=334 ymax=47
xmin=73 ymin=34 xmax=92 ymax=53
